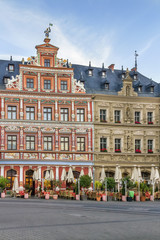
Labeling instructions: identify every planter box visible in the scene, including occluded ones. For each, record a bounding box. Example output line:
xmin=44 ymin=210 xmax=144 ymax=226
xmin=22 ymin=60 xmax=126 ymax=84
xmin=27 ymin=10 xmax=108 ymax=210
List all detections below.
xmin=102 ymin=194 xmax=107 ymax=201
xmin=45 ymin=193 xmax=50 ymax=200
xmin=150 ymin=195 xmax=154 ymax=201
xmin=1 ymin=192 xmax=5 ymax=198
xmin=122 ymin=195 xmax=126 ymax=202
xmin=24 ymin=193 xmax=28 ymax=199
xmin=76 ymin=195 xmax=80 ymax=200
xmin=53 ymin=194 xmax=58 ymax=200
xmin=136 ymin=195 xmax=140 ymax=201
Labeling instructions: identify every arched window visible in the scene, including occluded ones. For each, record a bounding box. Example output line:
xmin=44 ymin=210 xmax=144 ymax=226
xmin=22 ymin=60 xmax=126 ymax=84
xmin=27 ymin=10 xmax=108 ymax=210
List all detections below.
xmin=141 ymin=172 xmax=150 ymax=181
xmin=7 ymin=169 xmax=17 ymax=189
xmin=73 ymin=171 xmax=80 ymax=179
xmin=122 ymin=172 xmax=128 ymax=178
xmin=105 ymin=171 xmax=114 ymax=178
xmin=25 ymin=169 xmax=34 ymax=188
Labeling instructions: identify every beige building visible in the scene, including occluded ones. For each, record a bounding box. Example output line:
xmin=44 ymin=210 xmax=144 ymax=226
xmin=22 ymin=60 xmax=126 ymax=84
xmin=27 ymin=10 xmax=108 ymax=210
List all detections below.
xmin=93 ymin=69 xmax=160 ymax=181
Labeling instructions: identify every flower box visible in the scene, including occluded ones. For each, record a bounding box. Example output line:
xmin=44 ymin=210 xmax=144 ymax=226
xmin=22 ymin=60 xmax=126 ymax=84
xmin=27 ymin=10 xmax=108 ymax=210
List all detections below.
xmin=115 ymin=121 xmax=121 ymax=123
xmin=101 ymin=148 xmax=107 ymax=152
xmin=100 ymin=120 xmax=107 ymax=123
xmin=148 ymin=122 xmax=153 ymax=124
xmin=115 ymin=149 xmax=121 ymax=152
xmin=135 ymin=121 xmax=141 ymax=124
xmin=135 ymin=149 xmax=141 ymax=153
xmin=148 ymin=150 xmax=153 ymax=153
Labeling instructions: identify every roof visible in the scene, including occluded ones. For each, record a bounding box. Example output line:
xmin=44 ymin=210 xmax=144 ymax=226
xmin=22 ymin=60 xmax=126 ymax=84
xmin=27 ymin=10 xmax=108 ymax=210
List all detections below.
xmin=0 ymin=59 xmax=160 ymax=97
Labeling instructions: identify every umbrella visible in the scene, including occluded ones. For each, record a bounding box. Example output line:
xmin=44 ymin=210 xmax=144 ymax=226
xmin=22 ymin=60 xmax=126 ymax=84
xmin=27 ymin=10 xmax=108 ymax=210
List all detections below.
xmin=88 ymin=166 xmax=93 ymax=180
xmin=61 ymin=167 xmax=66 ymax=181
xmin=12 ymin=175 xmax=19 ymax=193
xmin=131 ymin=165 xmax=138 ymax=182
xmin=150 ymin=165 xmax=155 ymax=182
xmin=79 ymin=167 xmax=84 ymax=177
xmin=100 ymin=166 xmax=106 ymax=183
xmin=45 ymin=170 xmax=50 ymax=180
xmin=137 ymin=167 xmax=142 ymax=182
xmin=114 ymin=165 xmax=122 ymax=192
xmin=67 ymin=166 xmax=74 ymax=183
xmin=33 ymin=169 xmax=38 ymax=181
xmin=50 ymin=169 xmax=54 ymax=181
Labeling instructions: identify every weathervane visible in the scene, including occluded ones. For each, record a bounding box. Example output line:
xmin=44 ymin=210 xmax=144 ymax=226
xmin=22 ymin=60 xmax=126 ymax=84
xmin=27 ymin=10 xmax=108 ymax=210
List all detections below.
xmin=135 ymin=50 xmax=138 ymax=71
xmin=44 ymin=23 xmax=53 ymax=38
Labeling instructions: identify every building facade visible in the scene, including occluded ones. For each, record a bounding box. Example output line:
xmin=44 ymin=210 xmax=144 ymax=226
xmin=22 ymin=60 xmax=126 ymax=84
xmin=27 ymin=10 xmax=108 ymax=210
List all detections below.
xmin=0 ymin=36 xmax=94 ymax=192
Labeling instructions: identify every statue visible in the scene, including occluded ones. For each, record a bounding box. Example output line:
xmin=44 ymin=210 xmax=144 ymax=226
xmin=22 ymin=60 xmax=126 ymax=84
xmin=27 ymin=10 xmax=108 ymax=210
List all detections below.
xmin=44 ymin=23 xmax=53 ymax=38
xmin=126 ymin=106 xmax=130 ymax=119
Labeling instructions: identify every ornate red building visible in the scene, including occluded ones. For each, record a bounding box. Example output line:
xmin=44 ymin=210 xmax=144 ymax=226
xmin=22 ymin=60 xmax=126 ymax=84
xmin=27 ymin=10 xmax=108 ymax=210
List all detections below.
xmin=0 ymin=30 xmax=93 ymax=193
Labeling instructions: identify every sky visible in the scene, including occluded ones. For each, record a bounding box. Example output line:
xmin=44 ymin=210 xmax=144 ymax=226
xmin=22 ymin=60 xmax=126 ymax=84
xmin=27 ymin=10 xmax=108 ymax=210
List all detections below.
xmin=0 ymin=0 xmax=160 ymax=82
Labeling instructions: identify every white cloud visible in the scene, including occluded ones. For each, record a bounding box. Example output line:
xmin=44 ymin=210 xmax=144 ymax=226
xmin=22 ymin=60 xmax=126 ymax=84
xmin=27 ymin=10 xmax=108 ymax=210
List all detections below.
xmin=0 ymin=1 xmax=113 ymax=67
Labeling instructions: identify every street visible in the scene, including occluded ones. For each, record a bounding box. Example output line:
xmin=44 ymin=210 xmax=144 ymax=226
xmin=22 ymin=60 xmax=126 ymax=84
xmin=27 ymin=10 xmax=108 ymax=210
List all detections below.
xmin=0 ymin=199 xmax=160 ymax=240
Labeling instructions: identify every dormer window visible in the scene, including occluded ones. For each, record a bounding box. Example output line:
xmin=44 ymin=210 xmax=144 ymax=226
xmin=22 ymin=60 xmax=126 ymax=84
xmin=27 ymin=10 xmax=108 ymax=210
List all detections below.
xmin=8 ymin=64 xmax=14 ymax=72
xmin=150 ymin=86 xmax=154 ymax=93
xmin=138 ymin=86 xmax=142 ymax=92
xmin=44 ymin=59 xmax=50 ymax=67
xmin=134 ymin=74 xmax=138 ymax=80
xmin=88 ymin=69 xmax=93 ymax=76
xmin=3 ymin=77 xmax=8 ymax=84
xmin=104 ymin=82 xmax=109 ymax=90
xmin=122 ymin=73 xmax=125 ymax=79
xmin=102 ymin=71 xmax=106 ymax=77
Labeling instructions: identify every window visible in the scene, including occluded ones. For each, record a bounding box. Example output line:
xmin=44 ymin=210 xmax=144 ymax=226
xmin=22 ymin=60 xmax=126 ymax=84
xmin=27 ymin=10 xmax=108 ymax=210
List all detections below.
xmin=25 ymin=169 xmax=34 ymax=188
xmin=3 ymin=77 xmax=8 ymax=84
xmin=138 ymin=86 xmax=142 ymax=92
xmin=88 ymin=70 xmax=93 ymax=76
xmin=135 ymin=111 xmax=140 ymax=123
xmin=7 ymin=135 xmax=17 ymax=150
xmin=105 ymin=171 xmax=114 ymax=178
xmin=44 ymin=136 xmax=52 ymax=151
xmin=26 ymin=107 xmax=35 ymax=120
xmin=61 ymin=137 xmax=69 ymax=151
xmin=44 ymin=59 xmax=50 ymax=67
xmin=27 ymin=78 xmax=34 ymax=88
xmin=135 ymin=139 xmax=141 ymax=153
xmin=7 ymin=169 xmax=17 ymax=189
xmin=26 ymin=136 xmax=35 ymax=150
xmin=8 ymin=64 xmax=14 ymax=72
xmin=44 ymin=80 xmax=51 ymax=90
xmin=100 ymin=109 xmax=106 ymax=122
xmin=100 ymin=138 xmax=107 ymax=152
xmin=43 ymin=107 xmax=52 ymax=121
xmin=61 ymin=80 xmax=68 ymax=90
xmin=115 ymin=138 xmax=121 ymax=152
xmin=60 ymin=108 xmax=69 ymax=121
xmin=104 ymin=83 xmax=109 ymax=90
xmin=150 ymin=86 xmax=154 ymax=93
xmin=77 ymin=137 xmax=85 ymax=151
xmin=148 ymin=140 xmax=153 ymax=153
xmin=77 ymin=108 xmax=85 ymax=122
xmin=115 ymin=110 xmax=121 ymax=123
xmin=102 ymin=71 xmax=106 ymax=77
xmin=8 ymin=106 xmax=17 ymax=119
xmin=148 ymin=112 xmax=153 ymax=124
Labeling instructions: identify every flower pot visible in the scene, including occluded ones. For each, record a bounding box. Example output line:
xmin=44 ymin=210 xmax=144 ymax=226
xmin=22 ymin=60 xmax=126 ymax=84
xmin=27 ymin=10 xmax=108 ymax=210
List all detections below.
xmin=140 ymin=196 xmax=146 ymax=202
xmin=45 ymin=193 xmax=49 ymax=200
xmin=53 ymin=194 xmax=58 ymax=200
xmin=122 ymin=195 xmax=126 ymax=202
xmin=76 ymin=194 xmax=80 ymax=200
xmin=1 ymin=192 xmax=5 ymax=198
xmin=96 ymin=196 xmax=101 ymax=201
xmin=24 ymin=193 xmax=28 ymax=199
xmin=150 ymin=195 xmax=154 ymax=201
xmin=102 ymin=194 xmax=107 ymax=201
xmin=136 ymin=195 xmax=140 ymax=201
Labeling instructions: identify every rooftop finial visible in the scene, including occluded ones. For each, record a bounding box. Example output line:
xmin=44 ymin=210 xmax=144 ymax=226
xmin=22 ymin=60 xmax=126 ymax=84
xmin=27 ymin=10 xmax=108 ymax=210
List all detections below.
xmin=89 ymin=61 xmax=91 ymax=67
xmin=135 ymin=50 xmax=138 ymax=71
xmin=102 ymin=63 xmax=104 ymax=69
xmin=44 ymin=23 xmax=53 ymax=38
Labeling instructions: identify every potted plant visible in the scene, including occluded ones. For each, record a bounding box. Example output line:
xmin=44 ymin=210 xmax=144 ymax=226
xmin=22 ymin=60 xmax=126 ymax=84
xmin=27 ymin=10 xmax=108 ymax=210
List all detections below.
xmin=95 ymin=181 xmax=102 ymax=201
xmin=24 ymin=184 xmax=30 ymax=199
xmin=101 ymin=148 xmax=107 ymax=152
xmin=0 ymin=177 xmax=9 ymax=198
xmin=135 ymin=149 xmax=141 ymax=153
xmin=102 ymin=178 xmax=116 ymax=201
xmin=52 ymin=180 xmax=62 ymax=199
xmin=80 ymin=175 xmax=92 ymax=200
xmin=140 ymin=182 xmax=149 ymax=202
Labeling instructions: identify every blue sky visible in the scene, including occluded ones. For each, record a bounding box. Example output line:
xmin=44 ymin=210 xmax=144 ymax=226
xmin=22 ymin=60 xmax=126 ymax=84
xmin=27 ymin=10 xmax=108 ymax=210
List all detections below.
xmin=1 ymin=0 xmax=160 ymax=82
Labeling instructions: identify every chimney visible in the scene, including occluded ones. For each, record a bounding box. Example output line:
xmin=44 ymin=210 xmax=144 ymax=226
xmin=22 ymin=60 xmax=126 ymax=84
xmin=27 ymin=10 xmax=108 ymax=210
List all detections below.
xmin=108 ymin=64 xmax=115 ymax=72
xmin=22 ymin=58 xmax=24 ymax=65
xmin=131 ymin=67 xmax=136 ymax=72
xmin=10 ymin=56 xmax=12 ymax=61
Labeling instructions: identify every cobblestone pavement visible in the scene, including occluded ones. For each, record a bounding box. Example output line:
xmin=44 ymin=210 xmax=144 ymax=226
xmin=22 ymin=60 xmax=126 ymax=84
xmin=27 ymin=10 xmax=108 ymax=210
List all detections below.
xmin=0 ymin=198 xmax=160 ymax=240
